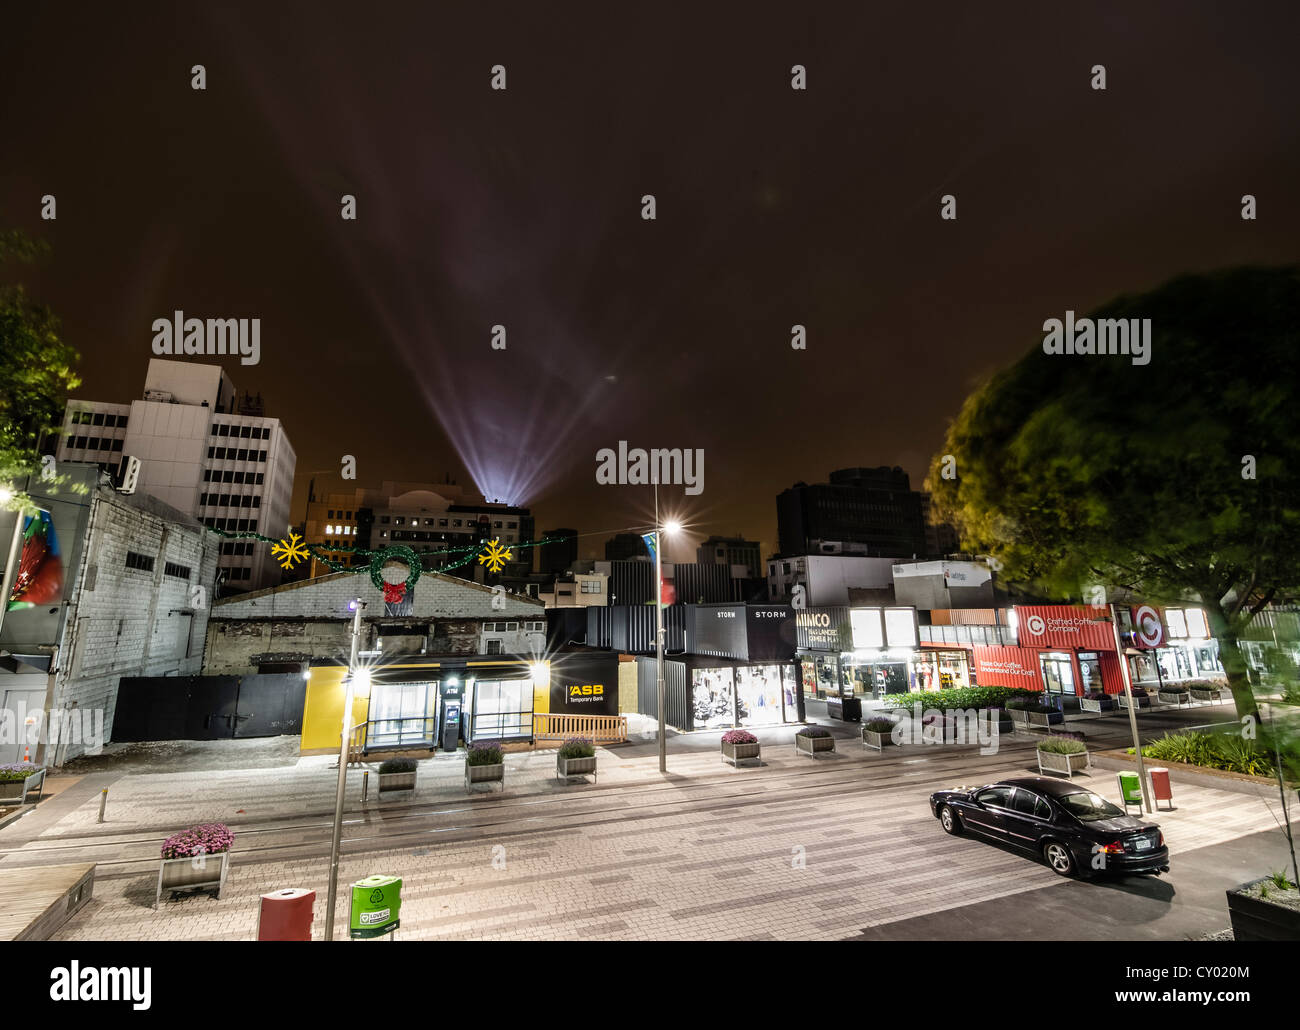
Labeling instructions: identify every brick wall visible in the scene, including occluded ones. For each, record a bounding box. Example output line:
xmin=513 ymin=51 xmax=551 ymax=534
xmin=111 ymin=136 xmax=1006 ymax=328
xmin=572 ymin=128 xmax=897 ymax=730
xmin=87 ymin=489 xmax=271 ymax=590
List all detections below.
xmin=53 ymin=488 xmax=220 ymax=760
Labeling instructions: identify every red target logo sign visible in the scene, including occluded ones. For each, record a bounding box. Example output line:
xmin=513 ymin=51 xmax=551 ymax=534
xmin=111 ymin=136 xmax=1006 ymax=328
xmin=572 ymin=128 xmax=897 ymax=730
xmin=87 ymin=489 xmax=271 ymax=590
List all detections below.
xmin=1132 ymin=605 xmax=1164 ymax=648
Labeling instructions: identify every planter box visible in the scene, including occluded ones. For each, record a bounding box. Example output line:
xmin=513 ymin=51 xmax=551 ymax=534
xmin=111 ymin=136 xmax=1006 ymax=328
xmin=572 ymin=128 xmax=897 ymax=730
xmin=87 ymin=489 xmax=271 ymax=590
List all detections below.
xmin=795 ymin=733 xmax=836 ymax=757
xmin=861 ymin=729 xmax=895 ymax=751
xmin=1190 ymin=686 xmax=1226 ymax=704
xmin=155 ymin=851 xmax=229 ymax=908
xmin=1227 ymin=879 xmax=1300 ymax=941
xmin=1157 ymin=691 xmax=1191 ymax=708
xmin=377 ymin=771 xmax=417 ymax=797
xmin=1037 ymin=749 xmax=1091 ymax=779
xmin=465 ymin=762 xmax=505 ymax=793
xmin=557 ymin=755 xmax=598 ymax=783
xmin=721 ymin=741 xmax=762 ymax=767
xmin=1078 ymin=697 xmax=1114 ymax=714
xmin=0 ymin=768 xmax=45 ymax=805
xmin=1026 ymin=710 xmax=1064 ymax=728
xmin=1117 ymin=693 xmax=1150 ymax=710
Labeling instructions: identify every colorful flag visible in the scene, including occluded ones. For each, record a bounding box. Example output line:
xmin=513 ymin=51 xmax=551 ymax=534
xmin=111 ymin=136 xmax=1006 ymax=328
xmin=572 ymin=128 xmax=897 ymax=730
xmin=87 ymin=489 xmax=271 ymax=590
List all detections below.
xmin=8 ymin=510 xmax=64 ymax=610
xmin=641 ymin=532 xmax=657 ymax=561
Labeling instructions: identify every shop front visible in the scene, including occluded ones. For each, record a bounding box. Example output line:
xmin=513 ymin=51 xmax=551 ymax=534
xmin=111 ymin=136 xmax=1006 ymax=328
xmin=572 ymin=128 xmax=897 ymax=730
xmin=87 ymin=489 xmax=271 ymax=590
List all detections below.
xmin=1118 ymin=604 xmax=1224 ymax=687
xmin=1004 ymin=605 xmax=1128 ymax=698
xmin=796 ymin=605 xmax=922 ymax=720
xmin=634 ymin=654 xmax=800 ymax=731
xmin=299 ymin=658 xmax=550 ymax=754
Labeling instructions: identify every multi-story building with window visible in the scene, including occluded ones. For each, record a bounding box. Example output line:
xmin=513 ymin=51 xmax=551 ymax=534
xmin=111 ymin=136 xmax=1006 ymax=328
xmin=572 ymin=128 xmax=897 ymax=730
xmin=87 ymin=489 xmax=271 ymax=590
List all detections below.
xmin=697 ymin=535 xmax=762 ymax=579
xmin=55 ymin=359 xmax=296 ymax=592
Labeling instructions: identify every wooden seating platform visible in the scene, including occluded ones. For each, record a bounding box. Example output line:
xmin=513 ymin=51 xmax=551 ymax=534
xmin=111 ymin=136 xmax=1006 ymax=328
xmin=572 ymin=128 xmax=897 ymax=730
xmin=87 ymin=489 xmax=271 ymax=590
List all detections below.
xmin=0 ymin=863 xmax=95 ymax=940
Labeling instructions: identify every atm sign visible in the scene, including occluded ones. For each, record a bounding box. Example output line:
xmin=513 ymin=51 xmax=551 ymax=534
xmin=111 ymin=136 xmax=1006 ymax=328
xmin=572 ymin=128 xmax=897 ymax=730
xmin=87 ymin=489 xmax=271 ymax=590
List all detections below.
xmin=568 ymin=683 xmax=605 ymax=698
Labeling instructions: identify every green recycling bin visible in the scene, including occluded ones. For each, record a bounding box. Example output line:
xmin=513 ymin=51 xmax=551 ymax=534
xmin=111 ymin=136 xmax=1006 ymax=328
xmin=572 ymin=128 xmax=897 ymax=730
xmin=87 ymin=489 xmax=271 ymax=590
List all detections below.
xmin=1117 ymin=771 xmax=1143 ymax=809
xmin=350 ymin=875 xmax=401 ymax=939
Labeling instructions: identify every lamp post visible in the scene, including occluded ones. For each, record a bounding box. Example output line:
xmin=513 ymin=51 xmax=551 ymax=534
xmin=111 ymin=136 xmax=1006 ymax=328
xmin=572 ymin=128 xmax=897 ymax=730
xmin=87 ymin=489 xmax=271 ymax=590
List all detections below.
xmin=1107 ymin=603 xmax=1153 ymax=814
xmin=652 ymin=483 xmax=681 ymax=775
xmin=324 ymin=598 xmax=366 ymax=941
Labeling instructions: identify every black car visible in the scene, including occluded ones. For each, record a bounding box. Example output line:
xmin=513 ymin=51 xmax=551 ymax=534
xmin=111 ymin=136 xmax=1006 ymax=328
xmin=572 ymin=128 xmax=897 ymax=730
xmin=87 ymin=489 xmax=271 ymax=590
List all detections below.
xmin=929 ymin=776 xmax=1170 ymax=878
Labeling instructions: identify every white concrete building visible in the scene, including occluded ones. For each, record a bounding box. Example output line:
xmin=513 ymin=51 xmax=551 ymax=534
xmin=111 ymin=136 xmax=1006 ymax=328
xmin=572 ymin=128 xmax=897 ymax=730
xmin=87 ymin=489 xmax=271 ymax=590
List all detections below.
xmin=767 ymin=554 xmax=899 ymax=606
xmin=56 ymin=359 xmax=296 ymax=591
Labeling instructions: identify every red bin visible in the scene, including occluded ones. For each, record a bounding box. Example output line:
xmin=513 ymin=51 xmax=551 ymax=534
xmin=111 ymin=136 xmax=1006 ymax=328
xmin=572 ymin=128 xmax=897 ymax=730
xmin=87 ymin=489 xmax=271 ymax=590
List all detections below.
xmin=1149 ymin=767 xmax=1173 ymax=811
xmin=257 ymin=888 xmax=316 ymax=940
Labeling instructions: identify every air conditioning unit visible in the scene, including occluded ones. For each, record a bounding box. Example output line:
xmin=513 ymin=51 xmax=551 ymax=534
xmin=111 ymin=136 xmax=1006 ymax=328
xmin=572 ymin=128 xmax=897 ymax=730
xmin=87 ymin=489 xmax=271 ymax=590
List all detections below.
xmin=114 ymin=455 xmax=141 ymax=494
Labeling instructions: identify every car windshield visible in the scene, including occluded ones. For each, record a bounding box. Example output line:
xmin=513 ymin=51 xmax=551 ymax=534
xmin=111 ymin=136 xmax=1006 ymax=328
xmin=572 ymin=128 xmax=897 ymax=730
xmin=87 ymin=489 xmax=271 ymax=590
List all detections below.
xmin=1059 ymin=790 xmax=1126 ymax=821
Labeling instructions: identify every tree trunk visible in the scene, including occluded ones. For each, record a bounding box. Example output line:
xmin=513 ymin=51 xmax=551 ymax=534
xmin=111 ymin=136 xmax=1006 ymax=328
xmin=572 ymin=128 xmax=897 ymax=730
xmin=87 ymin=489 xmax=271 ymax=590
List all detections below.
xmin=1203 ymin=601 xmax=1259 ymax=720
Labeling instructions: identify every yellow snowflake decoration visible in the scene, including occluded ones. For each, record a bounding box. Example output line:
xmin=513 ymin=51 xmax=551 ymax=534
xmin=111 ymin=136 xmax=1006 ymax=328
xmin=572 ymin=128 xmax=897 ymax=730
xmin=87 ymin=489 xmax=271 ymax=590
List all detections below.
xmin=477 ymin=537 xmax=513 ymax=574
xmin=271 ymin=531 xmax=310 ymax=570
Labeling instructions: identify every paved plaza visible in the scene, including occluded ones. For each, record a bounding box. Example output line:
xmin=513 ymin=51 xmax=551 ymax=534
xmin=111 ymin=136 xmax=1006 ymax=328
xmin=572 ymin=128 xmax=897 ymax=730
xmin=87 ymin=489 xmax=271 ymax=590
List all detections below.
xmin=1 ymin=710 xmax=1293 ymax=941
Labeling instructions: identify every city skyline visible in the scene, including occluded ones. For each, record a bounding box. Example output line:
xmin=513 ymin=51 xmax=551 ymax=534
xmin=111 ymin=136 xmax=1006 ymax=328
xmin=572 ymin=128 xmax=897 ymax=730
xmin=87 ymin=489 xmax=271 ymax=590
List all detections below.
xmin=6 ymin=3 xmax=1299 ymax=564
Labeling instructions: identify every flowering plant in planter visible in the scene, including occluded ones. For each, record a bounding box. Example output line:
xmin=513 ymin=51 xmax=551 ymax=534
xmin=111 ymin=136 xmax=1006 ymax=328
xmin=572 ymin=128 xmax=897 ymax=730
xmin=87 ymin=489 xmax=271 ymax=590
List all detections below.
xmin=0 ymin=762 xmax=42 ymax=782
xmin=796 ymin=726 xmax=832 ymax=738
xmin=863 ymin=718 xmax=896 ymax=734
xmin=721 ymin=729 xmax=758 ymax=745
xmin=558 ymin=738 xmax=596 ymax=760
xmin=378 ymin=757 xmax=418 ymax=774
xmin=1036 ymin=737 xmax=1087 ymax=755
xmin=161 ymin=823 xmax=234 ymax=860
xmin=466 ymin=740 xmax=504 ymax=766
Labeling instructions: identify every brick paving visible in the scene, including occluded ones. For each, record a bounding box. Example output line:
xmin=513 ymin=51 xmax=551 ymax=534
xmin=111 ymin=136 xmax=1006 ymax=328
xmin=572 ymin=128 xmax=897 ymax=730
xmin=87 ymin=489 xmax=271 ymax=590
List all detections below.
xmin=0 ymin=720 xmax=1289 ymax=941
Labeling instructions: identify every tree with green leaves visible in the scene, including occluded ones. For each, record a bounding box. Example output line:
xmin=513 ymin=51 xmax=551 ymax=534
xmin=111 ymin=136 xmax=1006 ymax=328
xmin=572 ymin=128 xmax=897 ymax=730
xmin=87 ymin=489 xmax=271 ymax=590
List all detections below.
xmin=0 ymin=229 xmax=81 ymax=514
xmin=928 ymin=266 xmax=1300 ymax=720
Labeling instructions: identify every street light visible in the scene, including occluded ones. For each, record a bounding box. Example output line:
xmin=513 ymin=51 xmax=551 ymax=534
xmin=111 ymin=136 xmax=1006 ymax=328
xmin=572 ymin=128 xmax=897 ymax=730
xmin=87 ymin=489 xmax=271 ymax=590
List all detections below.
xmin=325 ymin=598 xmax=366 ymax=941
xmin=1105 ymin=603 xmax=1153 ymax=814
xmin=653 ymin=487 xmax=681 ymax=774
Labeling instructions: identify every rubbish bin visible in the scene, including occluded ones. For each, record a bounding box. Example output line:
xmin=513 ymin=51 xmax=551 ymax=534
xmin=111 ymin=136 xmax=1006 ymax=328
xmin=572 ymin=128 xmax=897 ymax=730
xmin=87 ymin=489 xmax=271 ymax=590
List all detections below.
xmin=1149 ymin=767 xmax=1173 ymax=810
xmin=1117 ymin=770 xmax=1143 ymax=812
xmin=257 ymin=888 xmax=315 ymax=940
xmin=350 ymin=875 xmax=401 ymax=939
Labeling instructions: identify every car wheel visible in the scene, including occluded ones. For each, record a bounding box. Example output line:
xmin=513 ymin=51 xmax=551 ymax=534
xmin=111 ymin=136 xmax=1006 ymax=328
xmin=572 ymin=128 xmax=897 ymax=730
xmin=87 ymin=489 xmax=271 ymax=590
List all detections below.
xmin=1043 ymin=841 xmax=1076 ymax=877
xmin=939 ymin=805 xmax=962 ymax=835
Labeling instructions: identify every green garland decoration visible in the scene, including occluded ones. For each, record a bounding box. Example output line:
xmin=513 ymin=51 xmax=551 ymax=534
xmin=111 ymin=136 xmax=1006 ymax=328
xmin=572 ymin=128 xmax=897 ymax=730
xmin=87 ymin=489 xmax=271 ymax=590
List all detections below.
xmin=369 ymin=544 xmax=422 ymax=593
xmin=203 ymin=526 xmax=571 ymax=582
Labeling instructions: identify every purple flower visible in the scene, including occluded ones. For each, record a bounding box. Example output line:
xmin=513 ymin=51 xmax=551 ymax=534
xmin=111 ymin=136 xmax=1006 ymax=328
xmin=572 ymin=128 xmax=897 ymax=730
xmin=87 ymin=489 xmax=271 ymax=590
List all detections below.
xmin=161 ymin=822 xmax=235 ymax=860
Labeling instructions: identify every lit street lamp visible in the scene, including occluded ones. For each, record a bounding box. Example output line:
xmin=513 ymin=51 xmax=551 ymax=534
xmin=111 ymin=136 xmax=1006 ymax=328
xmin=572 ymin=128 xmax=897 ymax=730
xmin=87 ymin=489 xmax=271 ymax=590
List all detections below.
xmin=324 ymin=598 xmax=367 ymax=941
xmin=652 ymin=484 xmax=681 ymax=775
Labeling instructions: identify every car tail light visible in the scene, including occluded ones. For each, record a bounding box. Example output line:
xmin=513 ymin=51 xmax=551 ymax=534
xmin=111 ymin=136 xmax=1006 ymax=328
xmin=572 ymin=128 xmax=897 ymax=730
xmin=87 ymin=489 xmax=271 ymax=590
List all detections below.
xmin=1102 ymin=840 xmax=1126 ymax=855
xmin=1157 ymin=831 xmax=1164 ymax=846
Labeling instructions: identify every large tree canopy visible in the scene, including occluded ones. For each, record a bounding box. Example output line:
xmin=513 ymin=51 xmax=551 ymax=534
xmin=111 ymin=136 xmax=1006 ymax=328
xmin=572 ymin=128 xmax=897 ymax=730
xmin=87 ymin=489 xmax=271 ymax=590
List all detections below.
xmin=929 ymin=266 xmax=1300 ymax=717
xmin=0 ymin=230 xmax=81 ymax=513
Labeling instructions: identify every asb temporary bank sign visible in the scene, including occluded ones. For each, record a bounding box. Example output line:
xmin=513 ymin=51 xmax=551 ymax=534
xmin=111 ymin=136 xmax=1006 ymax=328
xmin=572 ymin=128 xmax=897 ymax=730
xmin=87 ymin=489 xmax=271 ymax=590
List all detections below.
xmin=1014 ymin=605 xmax=1115 ymax=650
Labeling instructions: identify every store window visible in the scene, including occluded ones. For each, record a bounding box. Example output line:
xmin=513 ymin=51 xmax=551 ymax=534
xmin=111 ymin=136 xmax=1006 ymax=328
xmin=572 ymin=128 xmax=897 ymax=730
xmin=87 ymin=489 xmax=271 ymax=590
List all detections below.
xmin=1077 ymin=652 xmax=1103 ymax=693
xmin=1040 ymin=652 xmax=1075 ymax=695
xmin=735 ymin=666 xmax=784 ymax=727
xmin=691 ymin=667 xmax=735 ymax=729
xmin=470 ymin=679 xmax=533 ymax=740
xmin=368 ymin=681 xmax=435 ymax=748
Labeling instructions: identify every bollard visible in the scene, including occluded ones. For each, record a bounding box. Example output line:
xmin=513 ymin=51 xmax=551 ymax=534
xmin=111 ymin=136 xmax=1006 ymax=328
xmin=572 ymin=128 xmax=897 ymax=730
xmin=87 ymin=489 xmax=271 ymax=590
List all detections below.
xmin=98 ymin=788 xmax=108 ymax=823
xmin=362 ymin=769 xmax=369 ymax=802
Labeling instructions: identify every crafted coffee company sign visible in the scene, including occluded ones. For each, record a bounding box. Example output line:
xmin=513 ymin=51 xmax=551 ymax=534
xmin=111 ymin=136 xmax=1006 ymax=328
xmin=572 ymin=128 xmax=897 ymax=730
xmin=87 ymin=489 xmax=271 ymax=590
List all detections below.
xmin=1014 ymin=605 xmax=1115 ymax=650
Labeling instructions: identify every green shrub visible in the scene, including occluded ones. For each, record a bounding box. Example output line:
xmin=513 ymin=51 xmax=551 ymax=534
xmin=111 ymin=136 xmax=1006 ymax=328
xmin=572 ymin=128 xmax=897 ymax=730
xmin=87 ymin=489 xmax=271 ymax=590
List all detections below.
xmin=1037 ymin=738 xmax=1087 ymax=755
xmin=0 ymin=763 xmax=42 ymax=783
xmin=863 ymin=718 xmax=896 ymax=734
xmin=557 ymin=738 xmax=595 ymax=760
xmin=881 ymin=686 xmax=1038 ymax=713
xmin=1142 ymin=730 xmax=1275 ymax=777
xmin=797 ymin=726 xmax=832 ymax=738
xmin=378 ymin=757 xmax=417 ymax=774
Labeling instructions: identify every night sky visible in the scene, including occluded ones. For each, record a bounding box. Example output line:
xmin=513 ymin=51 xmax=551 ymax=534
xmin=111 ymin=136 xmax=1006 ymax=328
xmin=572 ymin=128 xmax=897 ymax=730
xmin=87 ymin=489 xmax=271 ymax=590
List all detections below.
xmin=3 ymin=3 xmax=1298 ymax=563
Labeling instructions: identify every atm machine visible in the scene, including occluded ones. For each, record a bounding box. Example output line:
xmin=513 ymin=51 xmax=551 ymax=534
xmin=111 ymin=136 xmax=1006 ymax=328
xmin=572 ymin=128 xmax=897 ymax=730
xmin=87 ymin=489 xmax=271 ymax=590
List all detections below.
xmin=437 ymin=680 xmax=464 ymax=753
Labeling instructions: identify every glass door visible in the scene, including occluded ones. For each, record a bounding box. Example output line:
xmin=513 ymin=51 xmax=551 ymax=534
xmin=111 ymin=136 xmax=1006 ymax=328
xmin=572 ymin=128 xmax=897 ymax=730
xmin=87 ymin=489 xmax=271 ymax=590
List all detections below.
xmin=1039 ymin=653 xmax=1075 ymax=696
xmin=368 ymin=681 xmax=435 ymax=748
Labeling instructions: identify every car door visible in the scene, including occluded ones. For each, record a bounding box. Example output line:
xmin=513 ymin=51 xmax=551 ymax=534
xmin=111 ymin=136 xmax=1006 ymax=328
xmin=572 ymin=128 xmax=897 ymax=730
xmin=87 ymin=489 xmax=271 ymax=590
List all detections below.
xmin=965 ymin=785 xmax=1013 ymax=839
xmin=1004 ymin=787 xmax=1051 ymax=851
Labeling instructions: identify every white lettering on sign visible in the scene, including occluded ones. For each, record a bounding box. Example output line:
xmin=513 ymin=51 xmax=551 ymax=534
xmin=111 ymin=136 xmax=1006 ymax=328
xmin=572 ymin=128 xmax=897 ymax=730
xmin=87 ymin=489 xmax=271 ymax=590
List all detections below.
xmin=717 ymin=611 xmax=736 ymax=618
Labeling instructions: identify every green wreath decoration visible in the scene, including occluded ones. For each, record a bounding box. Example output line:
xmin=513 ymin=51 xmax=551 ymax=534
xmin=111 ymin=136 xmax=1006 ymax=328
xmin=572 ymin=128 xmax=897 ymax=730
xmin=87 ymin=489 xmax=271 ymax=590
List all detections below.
xmin=369 ymin=545 xmax=423 ymax=595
